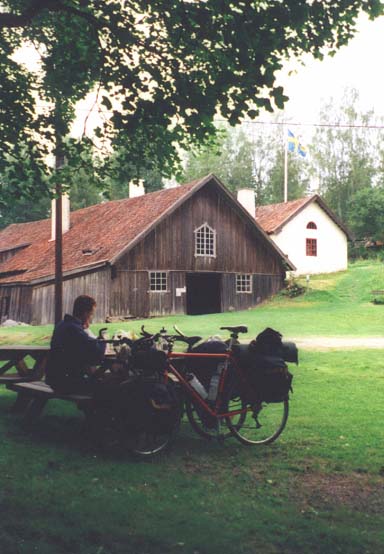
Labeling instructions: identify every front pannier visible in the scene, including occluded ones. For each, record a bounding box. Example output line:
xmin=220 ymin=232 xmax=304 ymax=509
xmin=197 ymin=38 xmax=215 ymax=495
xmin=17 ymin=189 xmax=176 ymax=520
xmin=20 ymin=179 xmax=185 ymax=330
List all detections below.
xmin=131 ymin=347 xmax=168 ymax=374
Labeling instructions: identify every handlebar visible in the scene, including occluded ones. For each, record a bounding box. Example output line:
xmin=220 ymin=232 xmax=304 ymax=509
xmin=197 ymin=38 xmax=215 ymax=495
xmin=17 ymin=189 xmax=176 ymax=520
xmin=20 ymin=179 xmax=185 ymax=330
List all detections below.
xmin=140 ymin=325 xmax=201 ymax=347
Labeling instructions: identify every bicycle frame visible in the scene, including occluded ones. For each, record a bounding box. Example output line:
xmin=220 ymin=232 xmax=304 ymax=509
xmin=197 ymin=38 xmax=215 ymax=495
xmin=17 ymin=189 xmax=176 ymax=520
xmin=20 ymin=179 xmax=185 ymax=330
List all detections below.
xmin=166 ymin=351 xmax=252 ymax=419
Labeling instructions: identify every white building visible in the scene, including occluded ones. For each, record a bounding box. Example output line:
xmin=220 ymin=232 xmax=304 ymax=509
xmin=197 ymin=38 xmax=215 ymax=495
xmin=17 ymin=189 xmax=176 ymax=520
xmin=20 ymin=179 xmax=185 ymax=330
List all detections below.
xmin=254 ymin=195 xmax=353 ymax=276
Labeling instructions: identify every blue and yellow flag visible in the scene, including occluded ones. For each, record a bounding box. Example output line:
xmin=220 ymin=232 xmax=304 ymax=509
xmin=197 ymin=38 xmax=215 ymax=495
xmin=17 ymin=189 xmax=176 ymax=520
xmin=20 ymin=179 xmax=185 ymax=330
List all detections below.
xmin=287 ymin=129 xmax=307 ymax=158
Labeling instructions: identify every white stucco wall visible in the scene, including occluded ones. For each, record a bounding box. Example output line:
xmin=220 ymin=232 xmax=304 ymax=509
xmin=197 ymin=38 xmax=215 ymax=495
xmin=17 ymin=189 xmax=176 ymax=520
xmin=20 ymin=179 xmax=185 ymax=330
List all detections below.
xmin=267 ymin=202 xmax=348 ymax=275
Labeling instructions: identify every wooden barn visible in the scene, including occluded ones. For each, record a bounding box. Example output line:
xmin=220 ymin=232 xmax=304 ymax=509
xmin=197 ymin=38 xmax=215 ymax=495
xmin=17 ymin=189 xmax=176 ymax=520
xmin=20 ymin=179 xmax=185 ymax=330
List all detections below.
xmin=0 ymin=175 xmax=294 ymax=324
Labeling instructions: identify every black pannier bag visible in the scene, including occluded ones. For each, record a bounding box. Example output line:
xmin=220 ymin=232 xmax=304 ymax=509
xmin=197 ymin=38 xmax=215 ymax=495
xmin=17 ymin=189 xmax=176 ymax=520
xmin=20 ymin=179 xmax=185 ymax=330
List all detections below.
xmin=188 ymin=340 xmax=228 ymax=389
xmin=105 ymin=379 xmax=180 ymax=435
xmin=130 ymin=347 xmax=168 ymax=374
xmin=233 ymin=328 xmax=296 ymax=403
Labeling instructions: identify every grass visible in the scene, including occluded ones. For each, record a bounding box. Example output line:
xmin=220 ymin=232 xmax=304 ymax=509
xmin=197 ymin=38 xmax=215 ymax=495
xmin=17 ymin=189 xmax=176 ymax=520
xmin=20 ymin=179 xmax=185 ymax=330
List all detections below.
xmin=0 ymin=260 xmax=383 ymax=553
xmin=0 ymin=349 xmax=383 ymax=554
xmin=1 ymin=260 xmax=383 ymax=346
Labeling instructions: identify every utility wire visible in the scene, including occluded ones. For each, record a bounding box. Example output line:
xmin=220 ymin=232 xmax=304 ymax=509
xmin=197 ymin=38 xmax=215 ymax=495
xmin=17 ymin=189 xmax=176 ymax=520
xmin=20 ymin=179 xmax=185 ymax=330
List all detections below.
xmin=33 ymin=103 xmax=384 ymax=130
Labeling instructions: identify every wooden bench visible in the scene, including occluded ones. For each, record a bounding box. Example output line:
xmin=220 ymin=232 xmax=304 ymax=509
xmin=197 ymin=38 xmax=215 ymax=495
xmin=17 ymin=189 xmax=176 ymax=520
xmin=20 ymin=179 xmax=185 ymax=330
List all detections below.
xmin=6 ymin=381 xmax=93 ymax=420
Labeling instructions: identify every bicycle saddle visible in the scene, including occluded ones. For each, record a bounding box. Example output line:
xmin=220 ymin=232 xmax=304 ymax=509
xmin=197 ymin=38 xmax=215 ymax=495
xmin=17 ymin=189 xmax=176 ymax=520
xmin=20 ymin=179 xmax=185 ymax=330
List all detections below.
xmin=220 ymin=325 xmax=248 ymax=334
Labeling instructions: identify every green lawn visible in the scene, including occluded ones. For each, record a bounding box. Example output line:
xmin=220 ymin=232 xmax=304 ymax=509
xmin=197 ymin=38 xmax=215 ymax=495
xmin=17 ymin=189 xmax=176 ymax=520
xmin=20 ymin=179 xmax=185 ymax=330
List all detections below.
xmin=0 ymin=261 xmax=383 ymax=553
xmin=0 ymin=349 xmax=383 ymax=554
xmin=0 ymin=260 xmax=383 ymax=346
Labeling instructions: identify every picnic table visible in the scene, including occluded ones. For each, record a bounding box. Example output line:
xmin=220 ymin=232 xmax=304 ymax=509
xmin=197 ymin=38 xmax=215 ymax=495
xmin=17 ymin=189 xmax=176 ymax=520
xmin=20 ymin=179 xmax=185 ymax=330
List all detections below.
xmin=0 ymin=345 xmax=50 ymax=411
xmin=0 ymin=345 xmax=49 ymax=382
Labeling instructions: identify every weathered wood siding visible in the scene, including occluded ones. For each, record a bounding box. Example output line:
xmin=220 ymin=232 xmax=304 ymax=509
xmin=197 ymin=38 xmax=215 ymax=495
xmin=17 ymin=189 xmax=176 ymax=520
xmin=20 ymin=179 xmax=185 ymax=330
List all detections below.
xmin=30 ymin=268 xmax=110 ymax=324
xmin=111 ymin=183 xmax=285 ymax=317
xmin=117 ymin=184 xmax=283 ymax=274
xmin=0 ymin=285 xmax=32 ymax=323
xmin=221 ymin=273 xmax=284 ymax=312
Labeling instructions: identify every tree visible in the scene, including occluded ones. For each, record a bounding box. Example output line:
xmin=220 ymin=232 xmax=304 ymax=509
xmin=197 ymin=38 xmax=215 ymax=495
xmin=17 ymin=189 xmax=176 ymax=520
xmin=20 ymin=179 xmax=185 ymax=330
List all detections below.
xmin=181 ymin=125 xmax=255 ymax=193
xmin=309 ymin=89 xmax=380 ymax=222
xmin=266 ymin=147 xmax=310 ymax=204
xmin=181 ymin=120 xmax=309 ymax=204
xmin=1 ymin=1 xmax=383 ymax=201
xmin=347 ymin=186 xmax=384 ymax=240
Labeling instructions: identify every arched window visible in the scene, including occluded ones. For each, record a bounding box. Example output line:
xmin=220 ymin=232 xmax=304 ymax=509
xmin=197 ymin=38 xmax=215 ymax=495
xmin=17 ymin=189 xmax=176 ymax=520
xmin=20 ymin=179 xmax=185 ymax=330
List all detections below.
xmin=306 ymin=221 xmax=317 ymax=229
xmin=194 ymin=223 xmax=216 ymax=257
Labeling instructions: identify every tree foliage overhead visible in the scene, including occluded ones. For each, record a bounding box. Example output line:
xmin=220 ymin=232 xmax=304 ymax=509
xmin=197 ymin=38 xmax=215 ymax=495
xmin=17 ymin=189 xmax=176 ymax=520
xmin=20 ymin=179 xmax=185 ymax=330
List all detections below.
xmin=1 ymin=0 xmax=382 ymax=202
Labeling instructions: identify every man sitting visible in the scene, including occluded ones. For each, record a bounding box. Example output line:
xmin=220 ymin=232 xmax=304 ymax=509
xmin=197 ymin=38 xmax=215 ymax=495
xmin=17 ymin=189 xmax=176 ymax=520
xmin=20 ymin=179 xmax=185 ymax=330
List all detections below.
xmin=46 ymin=295 xmax=106 ymax=394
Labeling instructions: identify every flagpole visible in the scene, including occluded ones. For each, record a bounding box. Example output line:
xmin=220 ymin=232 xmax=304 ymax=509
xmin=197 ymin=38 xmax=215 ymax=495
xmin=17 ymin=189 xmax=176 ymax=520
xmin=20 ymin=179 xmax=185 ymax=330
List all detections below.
xmin=284 ymin=126 xmax=288 ymax=203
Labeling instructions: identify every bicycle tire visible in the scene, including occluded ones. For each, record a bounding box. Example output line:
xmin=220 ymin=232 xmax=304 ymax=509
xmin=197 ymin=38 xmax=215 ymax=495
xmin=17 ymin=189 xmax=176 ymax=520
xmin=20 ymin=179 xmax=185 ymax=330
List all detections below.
xmin=88 ymin=394 xmax=182 ymax=459
xmin=129 ymin=425 xmax=179 ymax=457
xmin=224 ymin=380 xmax=289 ymax=445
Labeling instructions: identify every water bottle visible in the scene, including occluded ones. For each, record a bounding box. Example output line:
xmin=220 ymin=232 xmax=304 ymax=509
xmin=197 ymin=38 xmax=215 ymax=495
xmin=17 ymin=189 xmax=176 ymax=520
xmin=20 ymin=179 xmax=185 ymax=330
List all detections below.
xmin=207 ymin=362 xmax=225 ymax=401
xmin=158 ymin=326 xmax=168 ymax=352
xmin=187 ymin=373 xmax=208 ymax=399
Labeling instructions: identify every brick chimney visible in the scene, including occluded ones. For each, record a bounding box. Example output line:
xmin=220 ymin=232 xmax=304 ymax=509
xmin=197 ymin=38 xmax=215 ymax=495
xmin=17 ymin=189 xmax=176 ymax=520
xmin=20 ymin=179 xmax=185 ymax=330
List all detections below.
xmin=51 ymin=194 xmax=70 ymax=241
xmin=237 ymin=188 xmax=255 ymax=219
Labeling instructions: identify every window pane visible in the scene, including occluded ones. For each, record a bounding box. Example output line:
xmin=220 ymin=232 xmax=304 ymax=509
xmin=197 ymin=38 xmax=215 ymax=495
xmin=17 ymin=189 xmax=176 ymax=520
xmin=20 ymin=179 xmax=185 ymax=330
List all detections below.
xmin=149 ymin=272 xmax=167 ymax=291
xmin=236 ymin=274 xmax=252 ymax=293
xmin=195 ymin=224 xmax=216 ymax=257
xmin=306 ymin=238 xmax=317 ymax=256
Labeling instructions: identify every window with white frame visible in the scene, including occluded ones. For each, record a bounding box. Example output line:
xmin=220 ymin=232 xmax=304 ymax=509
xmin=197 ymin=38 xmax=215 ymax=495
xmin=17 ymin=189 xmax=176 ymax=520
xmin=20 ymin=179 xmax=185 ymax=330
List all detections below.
xmin=149 ymin=271 xmax=168 ymax=291
xmin=194 ymin=223 xmax=216 ymax=257
xmin=236 ymin=274 xmax=252 ymax=293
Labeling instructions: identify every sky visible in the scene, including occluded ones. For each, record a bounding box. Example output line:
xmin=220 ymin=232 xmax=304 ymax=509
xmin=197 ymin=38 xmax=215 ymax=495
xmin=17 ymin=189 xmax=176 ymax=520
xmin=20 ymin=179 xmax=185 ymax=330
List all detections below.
xmin=276 ymin=13 xmax=384 ymax=131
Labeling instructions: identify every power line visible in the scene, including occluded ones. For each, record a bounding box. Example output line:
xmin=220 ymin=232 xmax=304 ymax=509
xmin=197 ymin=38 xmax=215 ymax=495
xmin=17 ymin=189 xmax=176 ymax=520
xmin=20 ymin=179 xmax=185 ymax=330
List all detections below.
xmin=216 ymin=118 xmax=384 ymax=130
xmin=32 ymin=103 xmax=384 ymax=130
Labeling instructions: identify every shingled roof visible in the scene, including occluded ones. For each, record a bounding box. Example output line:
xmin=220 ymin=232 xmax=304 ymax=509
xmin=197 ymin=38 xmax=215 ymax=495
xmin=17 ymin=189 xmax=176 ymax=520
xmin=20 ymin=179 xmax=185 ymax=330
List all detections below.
xmin=256 ymin=194 xmax=353 ymax=239
xmin=0 ymin=174 xmax=294 ymax=285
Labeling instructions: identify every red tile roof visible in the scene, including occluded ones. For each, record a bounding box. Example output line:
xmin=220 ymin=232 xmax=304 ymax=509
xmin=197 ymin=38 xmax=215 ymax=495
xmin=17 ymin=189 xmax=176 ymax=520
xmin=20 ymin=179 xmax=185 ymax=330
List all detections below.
xmin=0 ymin=174 xmax=296 ymax=285
xmin=256 ymin=194 xmax=352 ymax=239
xmin=256 ymin=197 xmax=310 ymax=234
xmin=0 ymin=178 xmax=204 ymax=284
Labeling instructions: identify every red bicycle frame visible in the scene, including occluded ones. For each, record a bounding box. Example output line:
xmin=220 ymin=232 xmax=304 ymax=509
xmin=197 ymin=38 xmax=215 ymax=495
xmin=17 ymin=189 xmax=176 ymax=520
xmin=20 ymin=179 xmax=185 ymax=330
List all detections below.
xmin=165 ymin=351 xmax=252 ymax=419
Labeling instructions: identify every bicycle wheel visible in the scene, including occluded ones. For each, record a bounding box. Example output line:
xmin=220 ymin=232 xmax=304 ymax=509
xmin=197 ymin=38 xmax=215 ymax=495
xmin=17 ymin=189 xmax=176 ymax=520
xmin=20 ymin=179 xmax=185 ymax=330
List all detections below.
xmin=224 ymin=380 xmax=289 ymax=445
xmin=129 ymin=390 xmax=183 ymax=458
xmin=129 ymin=426 xmax=179 ymax=457
xmin=185 ymin=398 xmax=232 ymax=440
xmin=88 ymin=400 xmax=181 ymax=458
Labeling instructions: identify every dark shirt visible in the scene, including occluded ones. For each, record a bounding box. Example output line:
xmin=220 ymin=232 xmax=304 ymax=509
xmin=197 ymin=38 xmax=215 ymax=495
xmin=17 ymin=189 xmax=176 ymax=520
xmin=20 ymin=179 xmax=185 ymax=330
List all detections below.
xmin=46 ymin=314 xmax=106 ymax=393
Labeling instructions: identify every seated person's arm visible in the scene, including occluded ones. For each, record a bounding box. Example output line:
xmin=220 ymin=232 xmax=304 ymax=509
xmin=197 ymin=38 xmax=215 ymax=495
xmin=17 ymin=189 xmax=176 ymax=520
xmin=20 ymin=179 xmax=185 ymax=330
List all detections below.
xmin=69 ymin=325 xmax=107 ymax=372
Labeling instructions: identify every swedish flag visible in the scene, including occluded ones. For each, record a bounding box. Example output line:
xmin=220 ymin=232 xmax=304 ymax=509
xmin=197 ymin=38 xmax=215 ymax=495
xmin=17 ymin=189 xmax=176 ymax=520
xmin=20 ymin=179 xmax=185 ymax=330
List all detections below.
xmin=287 ymin=129 xmax=307 ymax=158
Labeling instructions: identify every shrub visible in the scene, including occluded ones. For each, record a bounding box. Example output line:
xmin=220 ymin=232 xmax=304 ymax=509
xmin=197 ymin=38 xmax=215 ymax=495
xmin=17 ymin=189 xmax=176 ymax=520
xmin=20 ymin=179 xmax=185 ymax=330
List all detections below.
xmin=282 ymin=276 xmax=306 ymax=298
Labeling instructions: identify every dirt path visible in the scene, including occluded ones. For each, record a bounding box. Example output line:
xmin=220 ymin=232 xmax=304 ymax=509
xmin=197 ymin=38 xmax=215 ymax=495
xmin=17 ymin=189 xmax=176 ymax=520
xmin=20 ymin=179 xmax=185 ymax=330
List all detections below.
xmin=289 ymin=336 xmax=384 ymax=350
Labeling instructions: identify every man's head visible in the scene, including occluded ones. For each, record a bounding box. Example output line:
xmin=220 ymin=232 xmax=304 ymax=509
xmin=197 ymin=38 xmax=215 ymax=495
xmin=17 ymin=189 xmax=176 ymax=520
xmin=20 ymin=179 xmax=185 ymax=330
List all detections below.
xmin=73 ymin=295 xmax=96 ymax=327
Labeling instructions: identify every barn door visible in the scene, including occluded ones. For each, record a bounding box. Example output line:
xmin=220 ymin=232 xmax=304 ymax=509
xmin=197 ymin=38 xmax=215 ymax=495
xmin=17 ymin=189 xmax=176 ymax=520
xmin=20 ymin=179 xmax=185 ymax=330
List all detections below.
xmin=186 ymin=273 xmax=222 ymax=315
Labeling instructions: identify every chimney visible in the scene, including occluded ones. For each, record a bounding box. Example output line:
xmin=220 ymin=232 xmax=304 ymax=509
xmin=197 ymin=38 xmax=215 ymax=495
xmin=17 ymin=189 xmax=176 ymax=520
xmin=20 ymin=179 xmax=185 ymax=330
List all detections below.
xmin=129 ymin=179 xmax=145 ymax=198
xmin=237 ymin=188 xmax=255 ymax=219
xmin=51 ymin=194 xmax=70 ymax=241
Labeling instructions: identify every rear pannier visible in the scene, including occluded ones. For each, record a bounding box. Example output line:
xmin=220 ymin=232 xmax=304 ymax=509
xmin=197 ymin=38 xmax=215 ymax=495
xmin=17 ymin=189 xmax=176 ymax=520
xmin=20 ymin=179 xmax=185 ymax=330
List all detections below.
xmin=233 ymin=328 xmax=297 ymax=403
